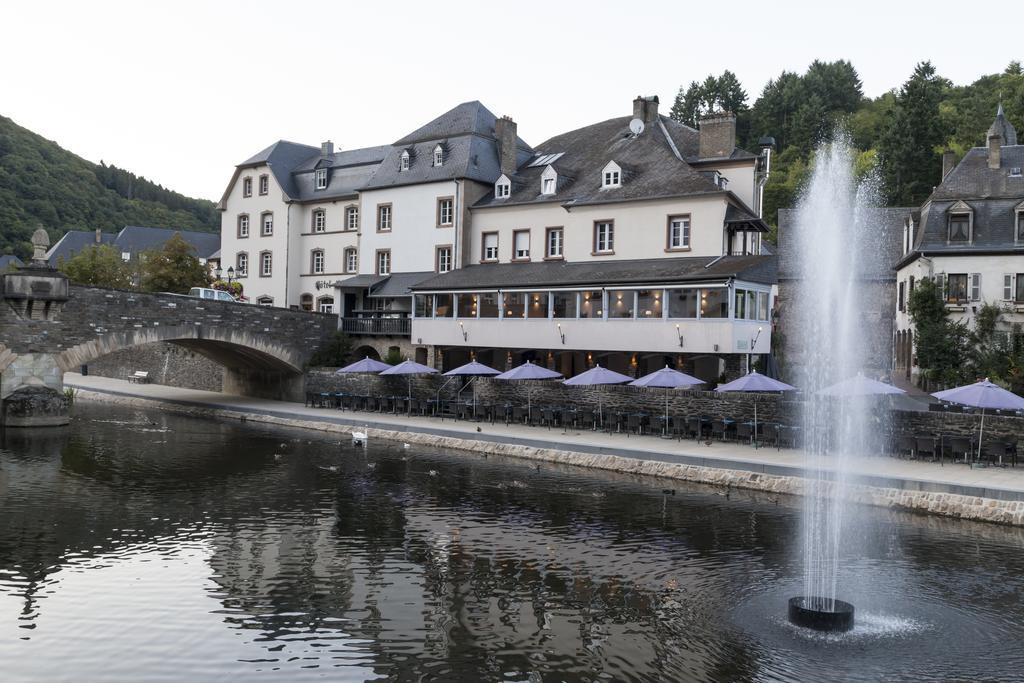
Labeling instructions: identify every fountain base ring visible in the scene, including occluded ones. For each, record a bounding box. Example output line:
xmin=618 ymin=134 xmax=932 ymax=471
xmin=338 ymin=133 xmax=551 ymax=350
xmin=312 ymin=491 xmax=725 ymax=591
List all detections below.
xmin=788 ymin=597 xmax=855 ymax=632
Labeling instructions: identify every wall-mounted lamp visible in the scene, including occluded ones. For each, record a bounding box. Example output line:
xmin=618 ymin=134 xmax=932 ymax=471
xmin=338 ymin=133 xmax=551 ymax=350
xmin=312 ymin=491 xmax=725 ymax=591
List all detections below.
xmin=675 ymin=323 xmax=683 ymax=348
xmin=750 ymin=326 xmax=763 ymax=351
xmin=557 ymin=322 xmax=565 ymax=344
xmin=459 ymin=321 xmax=468 ymax=341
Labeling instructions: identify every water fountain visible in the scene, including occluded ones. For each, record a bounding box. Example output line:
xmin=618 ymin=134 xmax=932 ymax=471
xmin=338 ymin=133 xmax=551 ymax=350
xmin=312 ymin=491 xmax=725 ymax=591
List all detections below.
xmin=787 ymin=134 xmax=884 ymax=633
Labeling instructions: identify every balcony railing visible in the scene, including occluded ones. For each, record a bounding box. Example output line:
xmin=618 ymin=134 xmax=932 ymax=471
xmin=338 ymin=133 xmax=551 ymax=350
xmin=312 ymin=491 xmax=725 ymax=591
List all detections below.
xmin=340 ymin=317 xmax=411 ymax=336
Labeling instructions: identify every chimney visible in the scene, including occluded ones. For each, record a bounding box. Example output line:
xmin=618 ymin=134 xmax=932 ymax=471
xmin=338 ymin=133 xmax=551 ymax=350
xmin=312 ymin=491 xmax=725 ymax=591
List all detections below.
xmin=95 ymin=227 xmax=101 ymax=244
xmin=320 ymin=140 xmax=334 ymax=159
xmin=988 ymin=134 xmax=1001 ymax=170
xmin=633 ymin=96 xmax=646 ymax=121
xmin=495 ymin=116 xmax=518 ymax=175
xmin=942 ymin=150 xmax=956 ymax=179
xmin=699 ymin=113 xmax=737 ymax=159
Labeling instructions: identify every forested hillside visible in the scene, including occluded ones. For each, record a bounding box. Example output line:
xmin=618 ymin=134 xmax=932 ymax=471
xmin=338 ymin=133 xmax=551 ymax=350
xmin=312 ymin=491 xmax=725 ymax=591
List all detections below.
xmin=0 ymin=115 xmax=218 ymax=259
xmin=670 ymin=60 xmax=1024 ymax=238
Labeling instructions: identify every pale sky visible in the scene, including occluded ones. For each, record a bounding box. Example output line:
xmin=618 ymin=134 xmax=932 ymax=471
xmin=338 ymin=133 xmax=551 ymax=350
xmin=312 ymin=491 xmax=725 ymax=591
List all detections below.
xmin=2 ymin=0 xmax=1017 ymax=202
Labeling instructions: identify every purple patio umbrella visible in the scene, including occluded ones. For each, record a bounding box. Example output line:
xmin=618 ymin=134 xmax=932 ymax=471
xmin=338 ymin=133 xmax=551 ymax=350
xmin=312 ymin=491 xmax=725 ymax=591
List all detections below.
xmin=630 ymin=366 xmax=705 ymax=433
xmin=716 ymin=370 xmax=796 ymax=447
xmin=380 ymin=359 xmax=439 ymax=399
xmin=334 ymin=356 xmax=392 ymax=398
xmin=336 ymin=357 xmax=392 ymax=374
xmin=817 ymin=373 xmax=905 ymax=397
xmin=564 ymin=365 xmax=635 ymax=428
xmin=932 ymin=378 xmax=1024 ymax=462
xmin=494 ymin=361 xmax=563 ymax=421
xmin=443 ymin=360 xmax=502 ymax=413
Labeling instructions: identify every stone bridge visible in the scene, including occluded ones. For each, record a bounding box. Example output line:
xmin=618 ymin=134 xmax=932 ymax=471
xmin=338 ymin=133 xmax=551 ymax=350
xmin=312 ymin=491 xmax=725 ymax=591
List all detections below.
xmin=1 ymin=258 xmax=336 ymax=426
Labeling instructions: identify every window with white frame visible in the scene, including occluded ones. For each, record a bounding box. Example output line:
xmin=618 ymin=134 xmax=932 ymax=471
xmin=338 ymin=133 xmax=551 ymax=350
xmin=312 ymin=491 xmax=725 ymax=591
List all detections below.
xmin=513 ymin=230 xmax=530 ymax=260
xmin=546 ymin=227 xmax=563 ymax=259
xmin=377 ymin=204 xmax=392 ymax=231
xmin=594 ymin=221 xmax=614 ymax=253
xmin=947 ymin=203 xmax=971 ymax=242
xmin=602 ymin=161 xmax=622 ymax=189
xmin=312 ymin=249 xmax=324 ymax=274
xmin=668 ymin=215 xmax=691 ymax=249
xmin=261 ymin=212 xmax=273 ymax=236
xmin=318 ymin=296 xmax=334 ymax=313
xmin=540 ymin=166 xmax=557 ymax=196
xmin=1006 ymin=274 xmax=1024 ymax=302
xmin=260 ymin=251 xmax=272 ymax=277
xmin=542 ymin=177 xmax=555 ymax=194
xmin=315 ymin=168 xmax=327 ymax=190
xmin=400 ymin=150 xmax=410 ymax=171
xmin=237 ymin=214 xmax=249 ymax=238
xmin=376 ymin=250 xmax=391 ymax=275
xmin=433 ymin=145 xmax=443 ymax=167
xmin=259 ymin=175 xmax=269 ymax=195
xmin=345 ymin=248 xmax=357 ymax=273
xmin=482 ymin=232 xmax=498 ymax=261
xmin=256 ymin=296 xmax=273 ymax=306
xmin=437 ymin=197 xmax=453 ymax=226
xmin=313 ymin=209 xmax=326 ymax=232
xmin=236 ymin=252 xmax=248 ymax=277
xmin=242 ymin=177 xmax=252 ymax=197
xmin=345 ymin=206 xmax=359 ymax=230
xmin=436 ymin=246 xmax=452 ymax=273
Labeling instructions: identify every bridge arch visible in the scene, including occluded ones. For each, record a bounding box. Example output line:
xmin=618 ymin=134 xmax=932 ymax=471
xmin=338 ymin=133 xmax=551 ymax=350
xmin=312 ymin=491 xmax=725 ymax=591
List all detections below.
xmin=56 ymin=325 xmax=309 ymax=401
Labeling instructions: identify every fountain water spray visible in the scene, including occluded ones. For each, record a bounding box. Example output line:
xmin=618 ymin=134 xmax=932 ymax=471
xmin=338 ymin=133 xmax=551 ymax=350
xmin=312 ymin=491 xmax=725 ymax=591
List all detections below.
xmin=788 ymin=133 xmax=884 ymax=632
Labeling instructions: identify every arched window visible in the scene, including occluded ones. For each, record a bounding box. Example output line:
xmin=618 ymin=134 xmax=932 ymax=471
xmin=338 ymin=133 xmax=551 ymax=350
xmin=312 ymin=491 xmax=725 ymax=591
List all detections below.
xmin=261 ymin=212 xmax=273 ymax=236
xmin=400 ymin=150 xmax=410 ymax=171
xmin=345 ymin=205 xmax=359 ymax=231
xmin=299 ymin=293 xmax=314 ymax=312
xmin=311 ymin=249 xmax=325 ymax=274
xmin=433 ymin=144 xmax=444 ymax=167
xmin=237 ymin=214 xmax=250 ymax=238
xmin=312 ymin=209 xmax=326 ymax=232
xmin=344 ymin=248 xmax=358 ymax=273
xmin=236 ymin=252 xmax=248 ymax=277
xmin=260 ymin=251 xmax=272 ymax=277
xmin=256 ymin=295 xmax=274 ymax=306
xmin=317 ymin=295 xmax=335 ymax=313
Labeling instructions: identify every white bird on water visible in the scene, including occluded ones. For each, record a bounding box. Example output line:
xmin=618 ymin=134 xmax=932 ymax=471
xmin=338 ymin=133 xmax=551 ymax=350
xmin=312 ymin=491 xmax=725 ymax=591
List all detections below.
xmin=352 ymin=428 xmax=369 ymax=446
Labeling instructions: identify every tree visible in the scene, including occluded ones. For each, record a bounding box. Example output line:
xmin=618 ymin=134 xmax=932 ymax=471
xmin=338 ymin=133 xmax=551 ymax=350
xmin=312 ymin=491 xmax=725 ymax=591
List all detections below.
xmin=670 ymin=81 xmax=704 ymax=127
xmin=878 ymin=61 xmax=950 ymax=205
xmin=669 ymin=70 xmax=749 ymax=128
xmin=139 ymin=233 xmax=209 ymax=293
xmin=59 ymin=244 xmax=134 ymax=289
xmin=307 ymin=332 xmax=354 ymax=368
xmin=907 ymin=277 xmax=975 ymax=388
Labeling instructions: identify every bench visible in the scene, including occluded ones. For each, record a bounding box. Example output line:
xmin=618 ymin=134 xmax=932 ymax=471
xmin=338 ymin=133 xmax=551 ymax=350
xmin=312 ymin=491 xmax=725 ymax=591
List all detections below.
xmin=128 ymin=371 xmax=150 ymax=384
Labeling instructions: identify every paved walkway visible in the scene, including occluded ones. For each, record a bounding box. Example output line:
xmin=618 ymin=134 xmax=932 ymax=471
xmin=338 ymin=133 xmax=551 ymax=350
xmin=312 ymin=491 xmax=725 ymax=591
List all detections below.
xmin=64 ymin=373 xmax=1024 ymax=500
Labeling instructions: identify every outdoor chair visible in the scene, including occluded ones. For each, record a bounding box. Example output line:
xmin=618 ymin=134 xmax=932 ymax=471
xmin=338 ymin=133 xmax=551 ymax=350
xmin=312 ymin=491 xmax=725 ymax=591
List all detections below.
xmin=915 ymin=436 xmax=938 ymax=462
xmin=894 ymin=434 xmax=916 ymax=459
xmin=542 ymin=407 xmax=555 ymax=430
xmin=946 ymin=436 xmax=971 ymax=463
xmin=512 ymin=406 xmax=528 ymax=424
xmin=626 ymin=413 xmax=642 ymax=436
xmin=736 ymin=422 xmax=753 ymax=444
xmin=982 ymin=441 xmax=1014 ymax=467
xmin=776 ymin=426 xmax=798 ymax=449
xmin=710 ymin=420 xmax=727 ymax=442
xmin=670 ymin=415 xmax=687 ymax=440
xmin=686 ymin=417 xmax=702 ymax=440
xmin=579 ymin=410 xmax=597 ymax=431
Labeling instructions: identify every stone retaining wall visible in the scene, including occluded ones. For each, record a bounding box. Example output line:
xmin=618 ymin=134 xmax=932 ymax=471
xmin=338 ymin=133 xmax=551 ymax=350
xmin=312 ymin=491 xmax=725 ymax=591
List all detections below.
xmin=85 ymin=341 xmax=223 ymax=392
xmin=72 ymin=387 xmax=1024 ymax=527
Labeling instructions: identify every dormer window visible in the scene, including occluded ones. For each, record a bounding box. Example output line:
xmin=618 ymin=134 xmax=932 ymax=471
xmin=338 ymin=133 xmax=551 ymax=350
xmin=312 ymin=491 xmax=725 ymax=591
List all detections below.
xmin=947 ymin=201 xmax=973 ymax=243
xmin=314 ymin=168 xmax=327 ymax=190
xmin=601 ymin=161 xmax=622 ymax=189
xmin=400 ymin=150 xmax=410 ymax=171
xmin=433 ymin=145 xmax=444 ymax=167
xmin=540 ymin=166 xmax=558 ymax=196
xmin=495 ymin=174 xmax=511 ymax=199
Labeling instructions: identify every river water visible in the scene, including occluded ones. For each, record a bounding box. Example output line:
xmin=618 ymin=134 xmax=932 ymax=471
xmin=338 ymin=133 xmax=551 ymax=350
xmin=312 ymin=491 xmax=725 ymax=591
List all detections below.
xmin=1 ymin=402 xmax=1023 ymax=682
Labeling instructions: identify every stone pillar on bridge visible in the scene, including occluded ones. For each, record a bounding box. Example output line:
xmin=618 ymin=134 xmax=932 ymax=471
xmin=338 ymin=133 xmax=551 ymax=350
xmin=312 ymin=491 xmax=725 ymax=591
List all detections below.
xmin=1 ymin=229 xmax=71 ymax=427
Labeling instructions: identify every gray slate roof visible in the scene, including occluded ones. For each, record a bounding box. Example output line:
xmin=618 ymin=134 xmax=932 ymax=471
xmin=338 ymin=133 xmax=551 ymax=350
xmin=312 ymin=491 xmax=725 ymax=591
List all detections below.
xmin=410 ymin=255 xmax=776 ymax=291
xmin=290 ymin=147 xmax=390 ymax=202
xmin=239 ymin=140 xmax=321 ymax=199
xmin=0 ymin=255 xmax=24 ymax=270
xmin=777 ymin=207 xmax=912 ymax=280
xmin=361 ymin=101 xmax=533 ymax=191
xmin=472 ymin=114 xmax=744 ymax=211
xmin=930 ymin=146 xmax=1024 ymax=201
xmin=46 ymin=226 xmax=220 ymax=266
xmin=367 ymin=271 xmax=436 ymax=298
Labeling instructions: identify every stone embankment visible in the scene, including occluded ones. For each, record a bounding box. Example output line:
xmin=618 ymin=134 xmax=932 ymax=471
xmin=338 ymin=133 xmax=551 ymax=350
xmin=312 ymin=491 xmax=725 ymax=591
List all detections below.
xmin=71 ymin=387 xmax=1024 ymax=528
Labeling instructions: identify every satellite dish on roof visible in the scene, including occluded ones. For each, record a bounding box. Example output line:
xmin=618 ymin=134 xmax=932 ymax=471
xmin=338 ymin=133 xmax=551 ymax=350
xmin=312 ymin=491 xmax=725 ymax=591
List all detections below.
xmin=629 ymin=118 xmax=645 ymax=136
